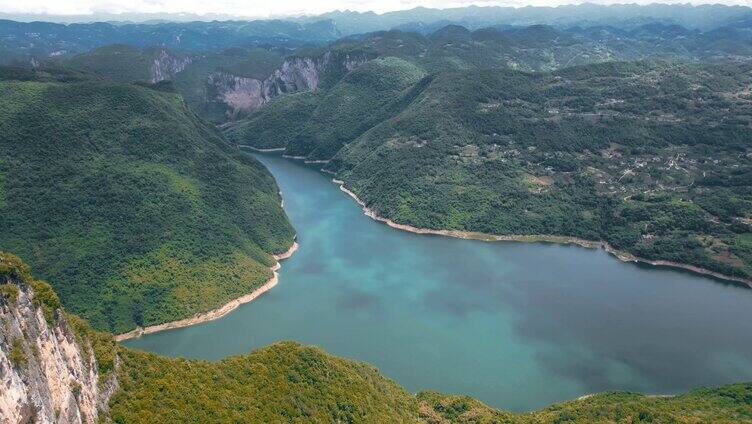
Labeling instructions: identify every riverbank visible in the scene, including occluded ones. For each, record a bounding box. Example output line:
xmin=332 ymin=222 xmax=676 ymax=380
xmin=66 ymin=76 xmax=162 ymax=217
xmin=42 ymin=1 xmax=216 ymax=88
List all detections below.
xmin=237 ymin=144 xmax=286 ymax=152
xmin=282 ymin=154 xmax=331 ymax=164
xmin=115 ymin=241 xmax=299 ymax=341
xmin=333 ymin=179 xmax=752 ymax=288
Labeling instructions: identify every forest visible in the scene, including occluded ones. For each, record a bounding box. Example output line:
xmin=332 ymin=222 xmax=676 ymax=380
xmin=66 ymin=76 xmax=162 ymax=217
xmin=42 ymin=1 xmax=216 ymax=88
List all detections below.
xmin=3 ymin=255 xmax=751 ymax=423
xmin=229 ymin=55 xmax=752 ymax=281
xmin=0 ymin=68 xmax=295 ymax=333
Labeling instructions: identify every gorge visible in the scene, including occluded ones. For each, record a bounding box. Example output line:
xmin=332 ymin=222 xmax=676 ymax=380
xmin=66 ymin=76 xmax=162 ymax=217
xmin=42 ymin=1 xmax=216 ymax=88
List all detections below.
xmin=124 ymin=153 xmax=752 ymax=412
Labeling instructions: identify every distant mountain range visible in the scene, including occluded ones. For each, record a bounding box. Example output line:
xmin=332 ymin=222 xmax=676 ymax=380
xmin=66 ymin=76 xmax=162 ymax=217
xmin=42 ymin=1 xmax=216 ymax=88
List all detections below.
xmin=2 ymin=3 xmax=752 ymax=65
xmin=301 ymin=3 xmax=752 ymax=34
xmin=0 ymin=19 xmax=340 ymax=64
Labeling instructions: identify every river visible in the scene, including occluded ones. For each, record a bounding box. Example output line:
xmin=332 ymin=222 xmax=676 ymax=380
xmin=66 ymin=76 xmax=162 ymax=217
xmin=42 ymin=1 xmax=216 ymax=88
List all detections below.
xmin=124 ymin=152 xmax=752 ymax=411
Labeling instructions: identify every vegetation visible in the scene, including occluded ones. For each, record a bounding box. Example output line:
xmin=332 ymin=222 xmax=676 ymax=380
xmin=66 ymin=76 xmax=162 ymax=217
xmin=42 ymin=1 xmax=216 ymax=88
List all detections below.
xmin=64 ymin=45 xmax=161 ymax=82
xmin=111 ymin=342 xmax=421 ymax=423
xmin=225 ymin=91 xmax=320 ymax=149
xmin=0 ymin=69 xmax=295 ymax=333
xmin=234 ymin=58 xmax=752 ymax=281
xmin=9 ymin=337 xmax=26 ymax=368
xmin=3 ymin=255 xmax=751 ymax=423
xmin=418 ymin=385 xmax=752 ymax=423
xmin=111 ymin=342 xmax=752 ymax=423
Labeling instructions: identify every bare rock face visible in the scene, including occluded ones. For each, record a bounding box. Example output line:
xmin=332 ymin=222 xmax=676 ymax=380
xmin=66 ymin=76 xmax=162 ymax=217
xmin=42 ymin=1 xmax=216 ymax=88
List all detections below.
xmin=150 ymin=48 xmax=192 ymax=83
xmin=0 ymin=286 xmax=116 ymax=424
xmin=208 ymin=51 xmax=371 ymax=119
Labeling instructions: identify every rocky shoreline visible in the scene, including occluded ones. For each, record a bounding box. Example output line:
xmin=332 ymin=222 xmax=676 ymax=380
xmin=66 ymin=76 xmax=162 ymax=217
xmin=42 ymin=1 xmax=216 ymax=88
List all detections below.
xmin=115 ymin=241 xmax=299 ymax=341
xmin=333 ymin=179 xmax=752 ymax=288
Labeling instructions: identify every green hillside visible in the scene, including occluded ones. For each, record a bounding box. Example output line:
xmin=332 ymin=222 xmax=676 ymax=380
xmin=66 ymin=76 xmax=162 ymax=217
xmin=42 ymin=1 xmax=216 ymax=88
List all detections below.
xmin=225 ymin=91 xmax=320 ymax=150
xmin=64 ymin=44 xmax=158 ymax=82
xmin=228 ymin=56 xmax=427 ymax=159
xmin=111 ymin=342 xmax=421 ymax=423
xmin=0 ymin=69 xmax=295 ymax=333
xmin=3 ymin=252 xmax=751 ymax=423
xmin=330 ymin=62 xmax=752 ymax=280
xmin=230 ymin=59 xmax=752 ymax=281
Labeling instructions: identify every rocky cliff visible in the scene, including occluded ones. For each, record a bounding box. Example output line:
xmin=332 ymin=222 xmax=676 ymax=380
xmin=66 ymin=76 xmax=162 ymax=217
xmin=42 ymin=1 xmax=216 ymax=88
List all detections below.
xmin=208 ymin=51 xmax=371 ymax=120
xmin=0 ymin=255 xmax=117 ymax=424
xmin=150 ymin=48 xmax=193 ymax=83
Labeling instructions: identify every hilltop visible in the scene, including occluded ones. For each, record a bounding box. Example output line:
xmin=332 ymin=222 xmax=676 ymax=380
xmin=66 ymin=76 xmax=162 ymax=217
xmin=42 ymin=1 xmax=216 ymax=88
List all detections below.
xmin=2 ymin=253 xmax=751 ymax=423
xmin=229 ymin=51 xmax=752 ymax=282
xmin=0 ymin=68 xmax=295 ymax=333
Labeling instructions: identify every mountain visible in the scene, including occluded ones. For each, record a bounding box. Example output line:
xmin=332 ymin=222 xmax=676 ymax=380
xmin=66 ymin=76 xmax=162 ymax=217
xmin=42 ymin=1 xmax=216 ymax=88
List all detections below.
xmin=3 ymin=253 xmax=751 ymax=423
xmin=304 ymin=4 xmax=752 ymax=35
xmin=0 ymin=19 xmax=340 ymax=65
xmin=63 ymin=44 xmax=193 ymax=83
xmin=0 ymin=67 xmax=295 ymax=334
xmin=34 ymin=19 xmax=752 ymax=127
xmin=228 ymin=57 xmax=752 ymax=283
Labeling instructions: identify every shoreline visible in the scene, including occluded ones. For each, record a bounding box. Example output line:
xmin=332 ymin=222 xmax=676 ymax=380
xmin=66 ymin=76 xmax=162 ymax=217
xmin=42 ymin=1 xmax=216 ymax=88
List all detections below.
xmin=332 ymin=179 xmax=752 ymax=288
xmin=115 ymin=241 xmax=299 ymax=341
xmin=237 ymin=144 xmax=286 ymax=152
xmin=282 ymin=154 xmax=331 ymax=164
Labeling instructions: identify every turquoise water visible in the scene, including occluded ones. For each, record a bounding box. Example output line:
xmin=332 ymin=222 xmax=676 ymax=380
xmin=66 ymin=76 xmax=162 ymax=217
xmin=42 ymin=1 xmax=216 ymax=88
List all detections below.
xmin=125 ymin=153 xmax=752 ymax=411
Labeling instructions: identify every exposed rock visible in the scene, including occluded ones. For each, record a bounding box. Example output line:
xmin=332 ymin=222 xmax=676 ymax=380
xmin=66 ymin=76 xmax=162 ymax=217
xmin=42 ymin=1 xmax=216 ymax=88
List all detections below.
xmin=0 ymin=285 xmax=115 ymax=423
xmin=208 ymin=51 xmax=370 ymax=119
xmin=150 ymin=48 xmax=192 ymax=83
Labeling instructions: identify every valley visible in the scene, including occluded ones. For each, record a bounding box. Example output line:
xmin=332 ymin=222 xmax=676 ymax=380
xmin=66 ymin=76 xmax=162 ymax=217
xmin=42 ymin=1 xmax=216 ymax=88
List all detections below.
xmin=1 ymin=3 xmax=752 ymax=422
xmin=125 ymin=153 xmax=752 ymax=412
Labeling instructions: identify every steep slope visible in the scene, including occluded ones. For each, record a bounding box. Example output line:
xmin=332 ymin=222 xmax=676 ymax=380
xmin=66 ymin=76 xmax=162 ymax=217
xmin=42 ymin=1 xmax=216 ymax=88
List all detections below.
xmin=283 ymin=56 xmax=427 ymax=160
xmin=232 ymin=60 xmax=752 ymax=282
xmin=223 ymin=52 xmax=429 ymax=153
xmin=2 ymin=253 xmax=752 ymax=423
xmin=418 ymin=386 xmax=752 ymax=423
xmin=111 ymin=342 xmax=421 ymax=423
xmin=329 ymin=62 xmax=752 ymax=282
xmin=64 ymin=44 xmax=192 ymax=84
xmin=0 ymin=253 xmax=117 ymax=423
xmin=0 ymin=19 xmax=339 ymax=64
xmin=0 ymin=69 xmax=295 ymax=334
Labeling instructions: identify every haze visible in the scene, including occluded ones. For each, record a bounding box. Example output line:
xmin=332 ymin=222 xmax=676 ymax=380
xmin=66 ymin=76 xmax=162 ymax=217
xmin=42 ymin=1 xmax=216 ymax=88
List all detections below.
xmin=1 ymin=0 xmax=750 ymax=21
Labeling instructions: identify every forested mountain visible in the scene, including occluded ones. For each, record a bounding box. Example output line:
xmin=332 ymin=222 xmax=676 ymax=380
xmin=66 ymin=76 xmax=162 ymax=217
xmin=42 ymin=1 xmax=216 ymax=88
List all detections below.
xmin=3 ymin=254 xmax=751 ymax=423
xmin=51 ymin=19 xmax=752 ymax=127
xmin=302 ymin=3 xmax=752 ymax=35
xmin=0 ymin=18 xmax=339 ymax=65
xmin=229 ymin=49 xmax=752 ymax=282
xmin=0 ymin=67 xmax=295 ymax=333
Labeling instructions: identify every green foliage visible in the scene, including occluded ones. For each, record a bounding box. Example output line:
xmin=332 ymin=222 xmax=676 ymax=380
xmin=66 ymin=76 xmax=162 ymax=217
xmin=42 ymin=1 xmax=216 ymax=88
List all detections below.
xmin=111 ymin=342 xmax=752 ymax=423
xmin=0 ymin=252 xmax=32 ymax=283
xmin=9 ymin=337 xmax=26 ymax=368
xmin=0 ymin=283 xmax=19 ymax=303
xmin=64 ymin=45 xmax=156 ymax=82
xmin=221 ymin=48 xmax=284 ymax=80
xmin=224 ymin=91 xmax=320 ymax=149
xmin=285 ymin=57 xmax=427 ymax=160
xmin=0 ymin=76 xmax=295 ymax=333
xmin=239 ymin=58 xmax=752 ymax=280
xmin=3 ymin=261 xmax=750 ymax=423
xmin=418 ymin=384 xmax=752 ymax=423
xmin=110 ymin=342 xmax=420 ymax=423
xmin=28 ymin=279 xmax=61 ymax=323
xmin=67 ymin=314 xmax=118 ymax=380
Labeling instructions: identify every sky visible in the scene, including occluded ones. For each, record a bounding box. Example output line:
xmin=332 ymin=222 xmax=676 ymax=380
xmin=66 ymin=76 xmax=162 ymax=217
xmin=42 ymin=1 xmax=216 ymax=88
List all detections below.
xmin=0 ymin=0 xmax=750 ymax=20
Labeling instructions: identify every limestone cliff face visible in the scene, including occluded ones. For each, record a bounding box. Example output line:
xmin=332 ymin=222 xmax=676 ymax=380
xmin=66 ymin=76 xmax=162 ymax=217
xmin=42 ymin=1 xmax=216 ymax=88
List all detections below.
xmin=208 ymin=51 xmax=371 ymax=119
xmin=150 ymin=48 xmax=193 ymax=83
xmin=0 ymin=285 xmax=117 ymax=424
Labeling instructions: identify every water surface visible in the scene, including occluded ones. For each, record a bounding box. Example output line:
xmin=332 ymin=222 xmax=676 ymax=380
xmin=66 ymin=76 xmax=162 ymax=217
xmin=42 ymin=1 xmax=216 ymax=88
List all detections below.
xmin=125 ymin=153 xmax=752 ymax=411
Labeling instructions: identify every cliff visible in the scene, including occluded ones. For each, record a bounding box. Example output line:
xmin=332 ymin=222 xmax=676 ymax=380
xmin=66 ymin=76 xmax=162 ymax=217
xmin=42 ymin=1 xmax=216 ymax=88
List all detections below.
xmin=150 ymin=48 xmax=192 ymax=83
xmin=0 ymin=254 xmax=117 ymax=424
xmin=207 ymin=51 xmax=370 ymax=119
